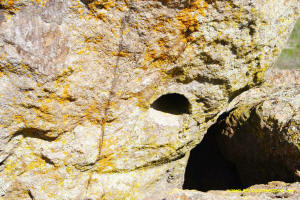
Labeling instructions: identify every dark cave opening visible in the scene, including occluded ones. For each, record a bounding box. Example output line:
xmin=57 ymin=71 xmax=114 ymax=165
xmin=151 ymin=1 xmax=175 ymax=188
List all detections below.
xmin=151 ymin=93 xmax=191 ymax=115
xmin=183 ymin=108 xmax=300 ymax=192
xmin=183 ymin=126 xmax=244 ymax=191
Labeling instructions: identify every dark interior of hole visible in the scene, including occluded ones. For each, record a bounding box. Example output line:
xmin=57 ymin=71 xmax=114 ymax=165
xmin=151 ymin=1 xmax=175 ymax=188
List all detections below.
xmin=150 ymin=93 xmax=190 ymax=115
xmin=183 ymin=127 xmax=244 ymax=191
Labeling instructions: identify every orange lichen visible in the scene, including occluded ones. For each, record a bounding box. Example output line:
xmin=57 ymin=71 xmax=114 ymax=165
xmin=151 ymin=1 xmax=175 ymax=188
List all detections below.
xmin=3 ymin=157 xmax=18 ymax=176
xmin=139 ymin=1 xmax=209 ymax=73
xmin=13 ymin=114 xmax=24 ymax=123
xmin=84 ymin=100 xmax=103 ymax=124
xmin=96 ymin=12 xmax=108 ymax=22
xmin=0 ymin=0 xmax=49 ymax=15
xmin=84 ymin=34 xmax=103 ymax=44
xmin=95 ymin=153 xmax=115 ymax=172
xmin=112 ymin=51 xmax=129 ymax=57
xmin=176 ymin=0 xmax=208 ymax=39
xmin=62 ymin=84 xmax=71 ymax=99
xmin=26 ymin=158 xmax=46 ymax=170
xmin=95 ymin=137 xmax=119 ymax=172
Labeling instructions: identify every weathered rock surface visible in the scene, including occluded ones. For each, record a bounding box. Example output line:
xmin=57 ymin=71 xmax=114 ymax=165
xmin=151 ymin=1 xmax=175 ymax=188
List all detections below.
xmin=164 ymin=181 xmax=300 ymax=200
xmin=265 ymin=68 xmax=300 ymax=85
xmin=0 ymin=0 xmax=298 ymax=199
xmin=214 ymin=84 xmax=300 ymax=187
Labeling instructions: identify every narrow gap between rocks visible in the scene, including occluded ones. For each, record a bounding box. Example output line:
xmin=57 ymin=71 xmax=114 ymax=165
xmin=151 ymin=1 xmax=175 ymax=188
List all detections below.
xmin=151 ymin=93 xmax=191 ymax=115
xmin=183 ymin=126 xmax=244 ymax=191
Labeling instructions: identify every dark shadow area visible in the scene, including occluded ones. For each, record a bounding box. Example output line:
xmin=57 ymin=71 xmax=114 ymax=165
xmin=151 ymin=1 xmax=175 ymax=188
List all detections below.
xmin=183 ymin=125 xmax=244 ymax=191
xmin=213 ymin=108 xmax=300 ymax=187
xmin=11 ymin=128 xmax=56 ymax=142
xmin=151 ymin=93 xmax=191 ymax=115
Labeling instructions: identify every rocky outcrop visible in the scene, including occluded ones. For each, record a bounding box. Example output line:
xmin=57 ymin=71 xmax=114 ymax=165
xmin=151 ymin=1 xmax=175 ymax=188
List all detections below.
xmin=0 ymin=0 xmax=299 ymax=199
xmin=214 ymin=84 xmax=300 ymax=187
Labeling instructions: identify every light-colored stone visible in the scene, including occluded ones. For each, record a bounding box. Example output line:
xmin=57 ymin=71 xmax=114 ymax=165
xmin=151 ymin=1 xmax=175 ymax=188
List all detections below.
xmin=0 ymin=0 xmax=299 ymax=199
xmin=164 ymin=181 xmax=300 ymax=200
xmin=265 ymin=68 xmax=300 ymax=85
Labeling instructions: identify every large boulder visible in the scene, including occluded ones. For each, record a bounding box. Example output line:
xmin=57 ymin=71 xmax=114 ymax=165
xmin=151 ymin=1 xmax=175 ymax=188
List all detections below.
xmin=0 ymin=0 xmax=298 ymax=199
xmin=214 ymin=84 xmax=300 ymax=187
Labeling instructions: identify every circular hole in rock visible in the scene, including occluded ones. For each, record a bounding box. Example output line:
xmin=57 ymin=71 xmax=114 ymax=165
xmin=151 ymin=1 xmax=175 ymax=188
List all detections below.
xmin=150 ymin=93 xmax=191 ymax=115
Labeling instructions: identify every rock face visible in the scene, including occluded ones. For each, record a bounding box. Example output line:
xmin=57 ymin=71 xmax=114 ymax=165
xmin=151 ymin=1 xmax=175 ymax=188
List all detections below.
xmin=214 ymin=84 xmax=300 ymax=187
xmin=0 ymin=0 xmax=299 ymax=199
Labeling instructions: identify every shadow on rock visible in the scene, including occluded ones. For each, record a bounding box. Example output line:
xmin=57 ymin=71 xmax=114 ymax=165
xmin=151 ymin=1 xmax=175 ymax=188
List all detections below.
xmin=183 ymin=122 xmax=244 ymax=191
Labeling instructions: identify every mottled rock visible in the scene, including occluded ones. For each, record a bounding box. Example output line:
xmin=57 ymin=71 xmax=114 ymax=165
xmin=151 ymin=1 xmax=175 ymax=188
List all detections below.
xmin=0 ymin=0 xmax=298 ymax=199
xmin=164 ymin=181 xmax=300 ymax=200
xmin=265 ymin=68 xmax=300 ymax=85
xmin=214 ymin=85 xmax=300 ymax=187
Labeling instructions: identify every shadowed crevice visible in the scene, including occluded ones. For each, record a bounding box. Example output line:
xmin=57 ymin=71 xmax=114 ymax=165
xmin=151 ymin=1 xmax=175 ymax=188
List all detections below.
xmin=183 ymin=118 xmax=244 ymax=191
xmin=40 ymin=154 xmax=56 ymax=166
xmin=11 ymin=128 xmax=57 ymax=142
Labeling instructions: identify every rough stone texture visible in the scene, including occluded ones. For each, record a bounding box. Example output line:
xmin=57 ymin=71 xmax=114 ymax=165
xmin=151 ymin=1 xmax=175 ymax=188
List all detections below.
xmin=265 ymin=68 xmax=300 ymax=85
xmin=214 ymin=84 xmax=300 ymax=187
xmin=0 ymin=0 xmax=299 ymax=199
xmin=164 ymin=181 xmax=300 ymax=200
